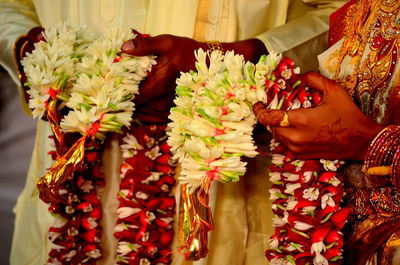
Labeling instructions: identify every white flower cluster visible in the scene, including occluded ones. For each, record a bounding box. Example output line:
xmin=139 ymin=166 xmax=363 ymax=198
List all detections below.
xmin=168 ymin=49 xmax=281 ymax=192
xmin=22 ymin=23 xmax=156 ymax=138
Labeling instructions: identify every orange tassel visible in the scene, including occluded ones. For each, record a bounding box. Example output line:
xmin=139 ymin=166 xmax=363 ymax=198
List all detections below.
xmin=37 ymin=135 xmax=86 ymax=204
xmin=179 ymin=179 xmax=215 ymax=260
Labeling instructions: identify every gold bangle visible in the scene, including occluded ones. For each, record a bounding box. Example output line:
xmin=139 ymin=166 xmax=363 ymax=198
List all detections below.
xmin=206 ymin=41 xmax=223 ymax=54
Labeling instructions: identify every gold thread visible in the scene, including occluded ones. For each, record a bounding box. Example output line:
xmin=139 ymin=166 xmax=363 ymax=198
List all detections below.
xmin=192 ymin=0 xmax=212 ymax=41
xmin=206 ymin=41 xmax=223 ymax=54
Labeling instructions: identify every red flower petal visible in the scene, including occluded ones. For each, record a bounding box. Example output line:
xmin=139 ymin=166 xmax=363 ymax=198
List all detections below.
xmin=330 ymin=207 xmax=349 ymax=229
xmin=311 ymin=224 xmax=332 ymax=243
xmin=85 ymin=151 xmax=98 ymax=163
xmin=156 ymin=153 xmax=170 ymax=165
xmin=159 ymin=230 xmax=174 ymax=246
xmin=323 ymin=247 xmax=342 ymax=260
xmin=155 ymin=164 xmax=173 ymax=174
xmin=82 ymin=229 xmax=97 ymax=243
xmin=159 ymin=141 xmax=171 ymax=153
xmin=88 ymin=207 xmax=101 ymax=219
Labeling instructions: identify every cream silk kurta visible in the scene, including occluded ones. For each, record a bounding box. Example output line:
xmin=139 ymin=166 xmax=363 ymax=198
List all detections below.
xmin=0 ymin=0 xmax=345 ymax=264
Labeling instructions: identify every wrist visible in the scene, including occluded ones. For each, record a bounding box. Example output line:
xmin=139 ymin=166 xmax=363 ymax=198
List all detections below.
xmin=202 ymin=38 xmax=268 ymax=63
xmin=222 ymin=38 xmax=268 ymax=63
xmin=357 ymin=122 xmax=385 ymax=160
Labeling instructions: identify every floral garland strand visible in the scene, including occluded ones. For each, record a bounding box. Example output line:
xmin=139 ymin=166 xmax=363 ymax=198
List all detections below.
xmin=46 ymin=137 xmax=105 ymax=264
xmin=21 ymin=23 xmax=156 ymax=264
xmin=168 ymin=49 xmax=277 ymax=192
xmin=168 ymin=50 xmax=278 ymax=258
xmin=266 ymin=142 xmax=349 ymax=265
xmin=169 ymin=50 xmax=349 ymax=263
xmin=263 ymin=59 xmax=349 ymax=265
xmin=115 ymin=125 xmax=176 ymax=265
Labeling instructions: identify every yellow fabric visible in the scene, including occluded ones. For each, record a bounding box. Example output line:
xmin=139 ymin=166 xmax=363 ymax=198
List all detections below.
xmin=0 ymin=0 xmax=344 ymax=264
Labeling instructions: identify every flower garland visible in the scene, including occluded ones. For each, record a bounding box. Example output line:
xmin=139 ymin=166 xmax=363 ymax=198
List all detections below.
xmin=21 ymin=23 xmax=156 ymax=264
xmin=115 ymin=125 xmax=176 ymax=265
xmin=264 ymin=58 xmax=349 ymax=265
xmin=46 ymin=137 xmax=104 ymax=264
xmin=168 ymin=50 xmax=280 ymax=258
xmin=169 ymin=51 xmax=348 ymax=263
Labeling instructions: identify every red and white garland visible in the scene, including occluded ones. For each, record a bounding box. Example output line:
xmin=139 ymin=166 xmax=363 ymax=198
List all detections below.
xmin=266 ymin=141 xmax=349 ymax=265
xmin=264 ymin=58 xmax=349 ymax=265
xmin=169 ymin=50 xmax=349 ymax=264
xmin=47 ymin=138 xmax=104 ymax=264
xmin=115 ymin=125 xmax=176 ymax=265
xmin=20 ymin=23 xmax=177 ymax=265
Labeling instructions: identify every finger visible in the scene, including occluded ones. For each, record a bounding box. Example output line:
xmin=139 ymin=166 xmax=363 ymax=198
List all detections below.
xmin=301 ymin=71 xmax=338 ymax=95
xmin=253 ymin=103 xmax=287 ymax=127
xmin=121 ymin=35 xmax=171 ymax=56
xmin=134 ymin=58 xmax=177 ymax=105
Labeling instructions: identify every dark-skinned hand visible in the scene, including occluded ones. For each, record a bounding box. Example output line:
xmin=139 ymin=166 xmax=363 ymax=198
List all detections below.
xmin=121 ymin=33 xmax=267 ymax=124
xmin=253 ymin=72 xmax=384 ymax=161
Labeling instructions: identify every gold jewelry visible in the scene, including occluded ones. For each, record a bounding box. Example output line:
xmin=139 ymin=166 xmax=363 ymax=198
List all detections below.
xmin=266 ymin=125 xmax=272 ymax=132
xmin=279 ymin=112 xmax=290 ymax=128
xmin=206 ymin=41 xmax=223 ymax=54
xmin=332 ymin=0 xmax=400 ymax=117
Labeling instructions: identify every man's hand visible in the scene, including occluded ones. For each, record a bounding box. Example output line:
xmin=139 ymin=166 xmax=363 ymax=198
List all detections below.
xmin=121 ymin=33 xmax=267 ymax=124
xmin=253 ymin=72 xmax=384 ymax=161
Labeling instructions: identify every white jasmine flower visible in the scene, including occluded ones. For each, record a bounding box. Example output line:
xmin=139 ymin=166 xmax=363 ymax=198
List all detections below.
xmin=47 ymin=258 xmax=63 ymax=265
xmin=121 ymin=134 xmax=143 ymax=157
xmin=293 ymin=160 xmax=305 ymax=172
xmin=269 ymin=172 xmax=281 ymax=182
xmin=329 ymin=176 xmax=341 ymax=186
xmin=286 ymin=197 xmax=298 ymax=210
xmin=284 ymin=183 xmax=301 ymax=194
xmin=269 ymin=237 xmax=279 ymax=249
xmin=114 ymin=223 xmax=138 ymax=233
xmin=117 ymin=207 xmax=141 ymax=219
xmin=117 ymin=241 xmax=141 ymax=255
xmin=269 ymin=188 xmax=282 ymax=200
xmin=302 ymin=100 xmax=312 ymax=108
xmin=135 ymin=191 xmax=148 ymax=200
xmin=85 ymin=249 xmax=101 ymax=259
xmin=289 ymin=98 xmax=302 ymax=110
xmin=320 ymin=159 xmax=339 ymax=171
xmin=303 ymin=171 xmax=313 ymax=183
xmin=294 ymin=221 xmax=313 ymax=231
xmin=269 ymin=138 xmax=280 ymax=151
xmin=321 ymin=193 xmax=335 ymax=209
xmin=146 ymin=211 xmax=156 ymax=223
xmin=311 ymin=242 xmax=326 ymax=255
xmin=283 ymin=172 xmax=299 ymax=181
xmin=301 ymin=206 xmax=317 ymax=215
xmin=81 ymin=180 xmax=94 ymax=193
xmin=272 ymin=215 xmax=287 ymax=227
xmin=272 ymin=154 xmax=285 ymax=165
xmin=313 ymin=254 xmax=329 ymax=265
xmin=303 ymin=187 xmax=320 ymax=201
xmin=141 ymin=172 xmax=161 ymax=183
xmin=270 ymin=258 xmax=290 ymax=265
xmin=145 ymin=146 xmax=161 ymax=160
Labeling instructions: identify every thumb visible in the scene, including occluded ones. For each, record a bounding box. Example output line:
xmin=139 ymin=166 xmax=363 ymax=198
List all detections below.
xmin=121 ymin=35 xmax=168 ymax=56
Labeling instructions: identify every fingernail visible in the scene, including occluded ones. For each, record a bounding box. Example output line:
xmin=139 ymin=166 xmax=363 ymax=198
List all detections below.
xmin=121 ymin=40 xmax=134 ymax=52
